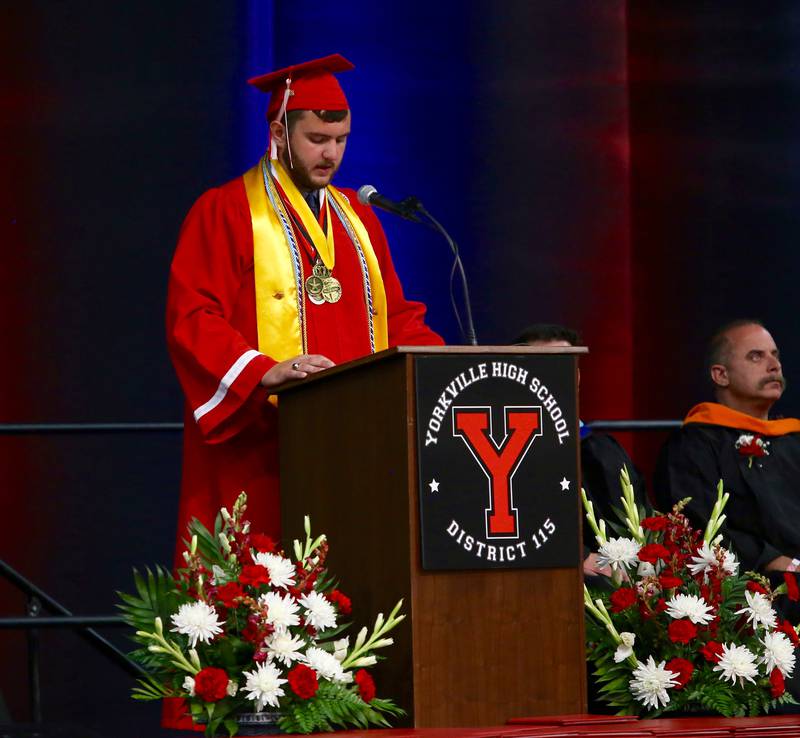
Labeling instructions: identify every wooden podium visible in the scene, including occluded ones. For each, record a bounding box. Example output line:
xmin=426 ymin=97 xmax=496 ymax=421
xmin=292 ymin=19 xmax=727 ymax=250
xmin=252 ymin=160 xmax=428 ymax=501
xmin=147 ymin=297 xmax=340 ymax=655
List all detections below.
xmin=278 ymin=346 xmax=587 ymax=727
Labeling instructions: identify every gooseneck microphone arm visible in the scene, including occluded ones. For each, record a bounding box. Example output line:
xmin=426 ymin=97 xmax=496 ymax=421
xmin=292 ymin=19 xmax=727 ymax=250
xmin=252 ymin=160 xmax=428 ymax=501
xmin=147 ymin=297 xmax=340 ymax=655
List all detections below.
xmin=357 ymin=185 xmax=478 ymax=346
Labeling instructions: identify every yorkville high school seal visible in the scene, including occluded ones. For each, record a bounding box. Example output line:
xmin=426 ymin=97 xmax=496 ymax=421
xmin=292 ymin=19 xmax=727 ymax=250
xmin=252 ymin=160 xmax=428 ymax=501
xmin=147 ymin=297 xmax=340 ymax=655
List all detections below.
xmin=415 ymin=353 xmax=580 ymax=571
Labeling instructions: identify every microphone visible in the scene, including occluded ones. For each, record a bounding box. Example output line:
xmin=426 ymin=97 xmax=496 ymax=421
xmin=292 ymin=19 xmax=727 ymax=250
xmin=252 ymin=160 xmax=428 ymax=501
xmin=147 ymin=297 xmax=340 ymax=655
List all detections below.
xmin=357 ymin=185 xmax=422 ymax=222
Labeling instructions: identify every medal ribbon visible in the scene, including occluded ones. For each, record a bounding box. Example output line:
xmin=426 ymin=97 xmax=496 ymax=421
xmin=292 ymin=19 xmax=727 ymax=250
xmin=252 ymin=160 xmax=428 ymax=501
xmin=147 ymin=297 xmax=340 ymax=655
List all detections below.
xmin=271 ymin=159 xmax=336 ymax=269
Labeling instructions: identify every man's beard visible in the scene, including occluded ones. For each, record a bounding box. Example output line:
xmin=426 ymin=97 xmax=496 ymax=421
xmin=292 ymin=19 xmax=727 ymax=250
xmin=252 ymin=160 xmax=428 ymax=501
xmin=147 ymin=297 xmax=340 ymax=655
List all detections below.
xmin=280 ymin=149 xmax=336 ymax=191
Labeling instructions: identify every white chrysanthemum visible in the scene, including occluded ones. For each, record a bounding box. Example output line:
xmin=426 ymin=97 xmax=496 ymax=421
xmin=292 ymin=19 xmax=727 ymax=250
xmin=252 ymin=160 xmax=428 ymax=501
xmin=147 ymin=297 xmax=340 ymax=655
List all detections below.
xmin=304 ymin=646 xmax=348 ymax=683
xmin=722 ymin=549 xmax=739 ymax=576
xmin=596 ymin=537 xmax=641 ymax=571
xmin=182 ymin=675 xmax=195 ymax=697
xmin=254 ymin=552 xmax=296 ymax=589
xmin=736 ymin=590 xmax=778 ymax=630
xmin=760 ymin=631 xmax=796 ymax=677
xmin=629 ymin=656 xmax=680 ymax=709
xmin=687 ymin=542 xmax=717 ymax=579
xmin=242 ymin=661 xmax=287 ymax=711
xmin=299 ymin=591 xmax=337 ymax=631
xmin=713 ymin=643 xmax=759 ymax=685
xmin=665 ymin=594 xmax=715 ymax=625
xmin=170 ymin=601 xmax=223 ymax=648
xmin=614 ymin=632 xmax=636 ymax=663
xmin=266 ymin=630 xmax=306 ymax=666
xmin=259 ymin=591 xmax=300 ymax=631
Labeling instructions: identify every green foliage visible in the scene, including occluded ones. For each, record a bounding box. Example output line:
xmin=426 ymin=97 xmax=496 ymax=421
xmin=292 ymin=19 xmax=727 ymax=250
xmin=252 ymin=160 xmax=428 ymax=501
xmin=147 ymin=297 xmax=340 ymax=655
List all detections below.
xmin=117 ymin=566 xmax=179 ymax=631
xmin=277 ymin=681 xmax=405 ymax=735
xmin=187 ymin=516 xmax=227 ymax=569
xmin=131 ymin=674 xmax=172 ymax=701
xmin=117 ymin=566 xmax=181 ymax=668
xmin=209 ymin=632 xmax=255 ymax=671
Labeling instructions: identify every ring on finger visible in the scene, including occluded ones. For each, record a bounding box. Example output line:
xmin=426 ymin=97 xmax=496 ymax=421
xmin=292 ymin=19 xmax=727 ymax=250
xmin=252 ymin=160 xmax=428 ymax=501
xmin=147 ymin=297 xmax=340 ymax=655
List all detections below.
xmin=292 ymin=361 xmax=301 ymax=371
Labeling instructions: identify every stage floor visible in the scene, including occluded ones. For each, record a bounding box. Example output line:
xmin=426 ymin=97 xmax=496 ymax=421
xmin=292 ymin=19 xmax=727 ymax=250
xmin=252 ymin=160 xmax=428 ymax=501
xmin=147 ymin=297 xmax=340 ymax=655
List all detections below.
xmin=322 ymin=714 xmax=800 ymax=738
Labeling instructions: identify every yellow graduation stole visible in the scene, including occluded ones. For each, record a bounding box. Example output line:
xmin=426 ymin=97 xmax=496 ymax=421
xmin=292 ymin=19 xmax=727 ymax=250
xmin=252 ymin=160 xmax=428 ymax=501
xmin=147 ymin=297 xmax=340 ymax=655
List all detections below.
xmin=242 ymin=157 xmax=388 ymax=363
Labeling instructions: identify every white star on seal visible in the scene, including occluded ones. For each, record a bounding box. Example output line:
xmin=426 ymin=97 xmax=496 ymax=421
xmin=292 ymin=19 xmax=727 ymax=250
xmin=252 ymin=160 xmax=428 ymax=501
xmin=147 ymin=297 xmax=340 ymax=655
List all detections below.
xmin=428 ymin=479 xmax=440 ymax=493
xmin=560 ymin=477 xmax=571 ymax=491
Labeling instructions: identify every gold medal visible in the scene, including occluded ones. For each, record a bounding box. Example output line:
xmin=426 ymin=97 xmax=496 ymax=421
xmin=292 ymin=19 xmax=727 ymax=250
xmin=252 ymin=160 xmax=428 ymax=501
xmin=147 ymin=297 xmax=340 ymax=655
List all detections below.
xmin=305 ymin=258 xmax=342 ymax=304
xmin=305 ymin=260 xmax=328 ymax=304
xmin=305 ymin=274 xmax=325 ymax=303
xmin=322 ymin=276 xmax=342 ymax=303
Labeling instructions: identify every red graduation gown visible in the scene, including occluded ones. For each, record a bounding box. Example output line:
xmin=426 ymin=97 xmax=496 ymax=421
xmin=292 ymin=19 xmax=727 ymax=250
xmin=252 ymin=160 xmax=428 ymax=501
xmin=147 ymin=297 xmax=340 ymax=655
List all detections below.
xmin=166 ymin=174 xmax=443 ymax=547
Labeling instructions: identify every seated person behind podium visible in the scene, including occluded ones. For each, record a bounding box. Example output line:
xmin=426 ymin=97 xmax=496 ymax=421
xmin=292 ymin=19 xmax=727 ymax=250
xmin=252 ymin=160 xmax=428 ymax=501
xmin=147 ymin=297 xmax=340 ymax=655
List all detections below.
xmin=514 ymin=323 xmax=649 ymax=578
xmin=166 ymin=53 xmax=443 ymax=552
xmin=655 ymin=319 xmax=800 ymax=583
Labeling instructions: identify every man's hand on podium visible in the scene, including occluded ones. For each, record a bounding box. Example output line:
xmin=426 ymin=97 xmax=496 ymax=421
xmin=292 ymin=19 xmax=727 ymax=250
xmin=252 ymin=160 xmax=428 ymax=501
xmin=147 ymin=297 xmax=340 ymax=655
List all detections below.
xmin=261 ymin=354 xmax=335 ymax=388
xmin=583 ymin=552 xmax=612 ymax=578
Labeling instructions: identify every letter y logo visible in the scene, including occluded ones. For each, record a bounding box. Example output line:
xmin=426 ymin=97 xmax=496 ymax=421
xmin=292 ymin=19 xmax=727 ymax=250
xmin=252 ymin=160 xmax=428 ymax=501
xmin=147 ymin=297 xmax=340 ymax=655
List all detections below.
xmin=452 ymin=406 xmax=542 ymax=538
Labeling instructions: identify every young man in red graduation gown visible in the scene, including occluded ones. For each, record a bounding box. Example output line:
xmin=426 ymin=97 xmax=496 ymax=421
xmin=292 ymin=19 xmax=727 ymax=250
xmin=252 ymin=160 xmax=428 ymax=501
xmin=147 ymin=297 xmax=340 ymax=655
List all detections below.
xmin=167 ymin=54 xmax=442 ymax=549
xmin=164 ymin=57 xmax=442 ymax=726
xmin=655 ymin=320 xmax=800 ymax=581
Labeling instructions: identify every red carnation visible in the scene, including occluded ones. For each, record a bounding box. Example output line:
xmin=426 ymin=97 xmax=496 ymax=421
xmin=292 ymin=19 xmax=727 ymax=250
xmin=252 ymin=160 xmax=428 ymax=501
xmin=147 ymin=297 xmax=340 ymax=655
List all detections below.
xmin=287 ymin=663 xmax=319 ymax=700
xmin=655 ymin=597 xmax=668 ymax=613
xmin=665 ymin=657 xmax=694 ymax=689
xmin=638 ymin=543 xmax=671 ymax=564
xmin=784 ymin=572 xmax=800 ymax=602
xmin=659 ymin=572 xmax=683 ymax=590
xmin=239 ymin=564 xmax=271 ymax=588
xmin=215 ymin=582 xmax=244 ymax=608
xmin=610 ymin=587 xmax=637 ymax=613
xmin=778 ymin=619 xmax=800 ymax=647
xmin=770 ymin=667 xmax=786 ymax=698
xmin=738 ymin=435 xmax=768 ymax=458
xmin=642 ymin=516 xmax=668 ymax=531
xmin=746 ymin=580 xmax=769 ymax=595
xmin=354 ymin=669 xmax=376 ymax=703
xmin=250 ymin=533 xmax=276 ymax=553
xmin=700 ymin=640 xmax=724 ymax=663
xmin=242 ymin=620 xmax=264 ymax=645
xmin=668 ymin=619 xmax=698 ymax=644
xmin=194 ymin=667 xmax=229 ymax=702
xmin=326 ymin=589 xmax=352 ymax=616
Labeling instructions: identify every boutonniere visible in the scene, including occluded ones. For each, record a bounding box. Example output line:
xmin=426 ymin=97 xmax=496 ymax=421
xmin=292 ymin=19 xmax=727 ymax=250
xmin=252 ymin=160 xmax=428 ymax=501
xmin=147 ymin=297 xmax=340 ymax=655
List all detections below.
xmin=735 ymin=433 xmax=770 ymax=468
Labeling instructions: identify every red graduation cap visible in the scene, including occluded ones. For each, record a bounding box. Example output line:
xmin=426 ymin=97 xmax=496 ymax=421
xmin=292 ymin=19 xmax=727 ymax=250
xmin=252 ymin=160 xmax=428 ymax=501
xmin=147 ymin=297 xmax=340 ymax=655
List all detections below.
xmin=248 ymin=54 xmax=355 ymax=121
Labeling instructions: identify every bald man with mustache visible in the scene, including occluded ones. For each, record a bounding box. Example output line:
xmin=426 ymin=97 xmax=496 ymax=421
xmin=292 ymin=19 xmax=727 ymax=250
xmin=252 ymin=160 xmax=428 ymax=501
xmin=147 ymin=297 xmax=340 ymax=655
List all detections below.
xmin=656 ymin=319 xmax=800 ymax=581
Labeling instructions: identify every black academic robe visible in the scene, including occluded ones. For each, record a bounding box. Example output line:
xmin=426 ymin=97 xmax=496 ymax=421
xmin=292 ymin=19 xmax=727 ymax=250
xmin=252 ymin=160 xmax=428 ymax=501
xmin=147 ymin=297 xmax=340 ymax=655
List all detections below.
xmin=655 ymin=423 xmax=800 ymax=573
xmin=581 ymin=431 xmax=649 ymax=548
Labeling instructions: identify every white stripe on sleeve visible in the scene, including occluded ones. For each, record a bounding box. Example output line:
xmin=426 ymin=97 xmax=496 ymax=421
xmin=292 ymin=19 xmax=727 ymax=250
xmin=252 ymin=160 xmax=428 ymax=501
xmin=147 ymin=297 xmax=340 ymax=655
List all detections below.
xmin=193 ymin=349 xmax=263 ymax=422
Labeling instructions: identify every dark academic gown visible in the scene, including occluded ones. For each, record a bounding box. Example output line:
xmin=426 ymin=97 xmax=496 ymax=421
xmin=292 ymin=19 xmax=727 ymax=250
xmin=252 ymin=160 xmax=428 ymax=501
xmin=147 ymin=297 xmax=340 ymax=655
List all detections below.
xmin=655 ymin=402 xmax=800 ymax=702
xmin=655 ymin=402 xmax=800 ymax=573
xmin=581 ymin=430 xmax=649 ymax=546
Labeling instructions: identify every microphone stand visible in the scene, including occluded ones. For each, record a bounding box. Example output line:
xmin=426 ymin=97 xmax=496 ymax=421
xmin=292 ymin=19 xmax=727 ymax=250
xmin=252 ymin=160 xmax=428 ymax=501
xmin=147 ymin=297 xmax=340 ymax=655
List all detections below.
xmin=400 ymin=197 xmax=478 ymax=346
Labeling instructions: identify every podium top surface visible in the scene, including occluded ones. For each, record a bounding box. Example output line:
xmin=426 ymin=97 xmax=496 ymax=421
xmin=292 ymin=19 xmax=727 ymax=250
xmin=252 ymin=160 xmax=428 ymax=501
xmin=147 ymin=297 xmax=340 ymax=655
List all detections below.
xmin=275 ymin=344 xmax=587 ymax=395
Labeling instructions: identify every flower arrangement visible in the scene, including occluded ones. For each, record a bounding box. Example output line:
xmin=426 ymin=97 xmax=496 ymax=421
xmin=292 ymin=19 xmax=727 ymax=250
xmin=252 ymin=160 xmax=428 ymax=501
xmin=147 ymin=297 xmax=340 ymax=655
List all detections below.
xmin=735 ymin=433 xmax=770 ymax=468
xmin=582 ymin=468 xmax=799 ymax=717
xmin=118 ymin=493 xmax=405 ymax=736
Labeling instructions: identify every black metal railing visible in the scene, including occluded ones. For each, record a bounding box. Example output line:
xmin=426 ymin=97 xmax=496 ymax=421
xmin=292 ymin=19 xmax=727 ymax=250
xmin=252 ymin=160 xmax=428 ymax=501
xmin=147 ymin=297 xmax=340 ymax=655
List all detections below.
xmin=0 ymin=419 xmax=680 ymax=436
xmin=0 ymin=558 xmax=145 ymax=724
